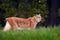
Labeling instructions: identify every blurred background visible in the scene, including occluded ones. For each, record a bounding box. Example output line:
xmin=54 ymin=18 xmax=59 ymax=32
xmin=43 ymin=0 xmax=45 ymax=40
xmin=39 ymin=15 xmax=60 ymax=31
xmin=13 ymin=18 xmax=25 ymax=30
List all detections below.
xmin=0 ymin=0 xmax=60 ymax=27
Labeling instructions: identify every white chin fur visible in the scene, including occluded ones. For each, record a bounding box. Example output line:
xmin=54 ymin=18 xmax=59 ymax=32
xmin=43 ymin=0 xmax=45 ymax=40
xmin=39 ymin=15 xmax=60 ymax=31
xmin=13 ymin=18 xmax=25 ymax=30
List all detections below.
xmin=3 ymin=21 xmax=11 ymax=31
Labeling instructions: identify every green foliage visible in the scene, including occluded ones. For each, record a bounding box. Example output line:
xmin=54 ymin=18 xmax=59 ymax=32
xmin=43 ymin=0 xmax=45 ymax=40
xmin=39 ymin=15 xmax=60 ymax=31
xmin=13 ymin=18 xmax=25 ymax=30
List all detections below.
xmin=0 ymin=0 xmax=48 ymax=23
xmin=4 ymin=7 xmax=17 ymax=17
xmin=0 ymin=0 xmax=17 ymax=18
xmin=0 ymin=26 xmax=60 ymax=40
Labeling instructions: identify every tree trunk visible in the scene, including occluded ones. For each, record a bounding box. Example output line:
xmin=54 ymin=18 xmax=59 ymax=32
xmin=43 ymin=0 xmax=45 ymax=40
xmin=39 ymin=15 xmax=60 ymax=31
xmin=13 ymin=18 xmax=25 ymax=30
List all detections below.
xmin=45 ymin=0 xmax=60 ymax=27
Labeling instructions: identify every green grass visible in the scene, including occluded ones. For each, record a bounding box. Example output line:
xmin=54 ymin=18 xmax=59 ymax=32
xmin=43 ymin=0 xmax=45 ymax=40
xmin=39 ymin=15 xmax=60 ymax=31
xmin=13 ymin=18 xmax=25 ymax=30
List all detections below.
xmin=0 ymin=26 xmax=60 ymax=40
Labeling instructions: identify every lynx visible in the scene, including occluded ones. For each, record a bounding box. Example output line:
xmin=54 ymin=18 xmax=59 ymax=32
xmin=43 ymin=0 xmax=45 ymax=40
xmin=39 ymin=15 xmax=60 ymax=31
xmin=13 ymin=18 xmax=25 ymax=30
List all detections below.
xmin=3 ymin=14 xmax=42 ymax=31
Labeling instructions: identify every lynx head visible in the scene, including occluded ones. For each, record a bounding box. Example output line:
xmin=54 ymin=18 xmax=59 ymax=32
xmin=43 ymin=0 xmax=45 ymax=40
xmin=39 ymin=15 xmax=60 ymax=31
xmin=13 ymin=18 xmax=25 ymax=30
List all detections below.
xmin=35 ymin=14 xmax=42 ymax=22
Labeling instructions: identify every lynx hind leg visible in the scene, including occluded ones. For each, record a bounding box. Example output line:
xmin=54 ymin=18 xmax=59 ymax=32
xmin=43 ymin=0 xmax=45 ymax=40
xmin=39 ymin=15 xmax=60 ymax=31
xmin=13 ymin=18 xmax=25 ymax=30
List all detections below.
xmin=3 ymin=21 xmax=11 ymax=31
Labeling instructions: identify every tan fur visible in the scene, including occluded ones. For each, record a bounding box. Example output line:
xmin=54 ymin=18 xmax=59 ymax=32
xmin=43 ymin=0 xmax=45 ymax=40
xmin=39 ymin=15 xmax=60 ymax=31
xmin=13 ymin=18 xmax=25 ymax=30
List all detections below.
xmin=3 ymin=14 xmax=42 ymax=31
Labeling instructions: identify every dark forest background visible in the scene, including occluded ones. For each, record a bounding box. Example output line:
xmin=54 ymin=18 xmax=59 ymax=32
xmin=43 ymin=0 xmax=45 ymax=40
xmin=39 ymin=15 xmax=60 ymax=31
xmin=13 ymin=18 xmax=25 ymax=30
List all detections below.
xmin=0 ymin=0 xmax=60 ymax=27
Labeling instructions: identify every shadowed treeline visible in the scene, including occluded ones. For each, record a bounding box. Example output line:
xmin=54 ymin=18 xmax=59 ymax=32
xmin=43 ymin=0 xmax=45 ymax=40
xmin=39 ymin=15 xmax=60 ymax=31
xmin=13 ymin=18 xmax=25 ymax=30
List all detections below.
xmin=0 ymin=0 xmax=60 ymax=27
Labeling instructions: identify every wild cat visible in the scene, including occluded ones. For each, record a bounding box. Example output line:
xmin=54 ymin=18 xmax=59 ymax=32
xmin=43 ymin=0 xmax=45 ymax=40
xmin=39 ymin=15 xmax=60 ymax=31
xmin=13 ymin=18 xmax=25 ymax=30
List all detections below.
xmin=3 ymin=14 xmax=42 ymax=31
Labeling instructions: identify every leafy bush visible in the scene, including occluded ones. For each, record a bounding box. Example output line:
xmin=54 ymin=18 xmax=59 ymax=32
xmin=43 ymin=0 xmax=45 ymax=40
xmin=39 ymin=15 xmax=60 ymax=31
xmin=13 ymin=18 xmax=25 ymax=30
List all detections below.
xmin=0 ymin=0 xmax=48 ymax=22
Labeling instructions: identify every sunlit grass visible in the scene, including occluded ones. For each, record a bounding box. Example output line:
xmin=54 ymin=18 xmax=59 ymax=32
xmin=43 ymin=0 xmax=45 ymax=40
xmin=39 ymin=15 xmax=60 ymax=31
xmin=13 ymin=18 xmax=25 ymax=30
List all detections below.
xmin=0 ymin=26 xmax=60 ymax=40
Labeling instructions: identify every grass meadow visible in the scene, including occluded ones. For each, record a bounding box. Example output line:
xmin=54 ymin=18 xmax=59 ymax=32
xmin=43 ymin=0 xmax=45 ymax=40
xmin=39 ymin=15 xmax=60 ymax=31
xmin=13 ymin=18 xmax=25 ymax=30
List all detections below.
xmin=0 ymin=26 xmax=60 ymax=40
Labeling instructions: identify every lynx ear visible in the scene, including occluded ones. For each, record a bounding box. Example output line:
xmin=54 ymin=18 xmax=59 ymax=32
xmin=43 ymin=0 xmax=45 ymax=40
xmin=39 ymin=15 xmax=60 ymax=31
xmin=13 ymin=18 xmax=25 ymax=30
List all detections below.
xmin=37 ymin=14 xmax=41 ymax=16
xmin=34 ymin=14 xmax=41 ymax=16
xmin=39 ymin=14 xmax=40 ymax=15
